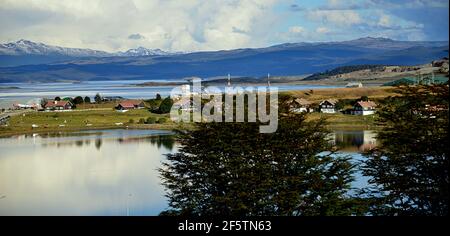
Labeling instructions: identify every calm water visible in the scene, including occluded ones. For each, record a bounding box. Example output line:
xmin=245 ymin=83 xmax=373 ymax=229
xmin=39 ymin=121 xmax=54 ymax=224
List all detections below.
xmin=0 ymin=129 xmax=177 ymax=216
xmin=0 ymin=80 xmax=340 ymax=108
xmin=0 ymin=129 xmax=374 ymax=215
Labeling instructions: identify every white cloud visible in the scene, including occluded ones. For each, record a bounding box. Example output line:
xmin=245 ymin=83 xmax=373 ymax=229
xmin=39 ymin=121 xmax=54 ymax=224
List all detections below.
xmin=0 ymin=0 xmax=280 ymax=52
xmin=316 ymin=27 xmax=330 ymax=34
xmin=307 ymin=10 xmax=362 ymax=26
xmin=378 ymin=14 xmax=391 ymax=27
xmin=288 ymin=26 xmax=305 ymax=34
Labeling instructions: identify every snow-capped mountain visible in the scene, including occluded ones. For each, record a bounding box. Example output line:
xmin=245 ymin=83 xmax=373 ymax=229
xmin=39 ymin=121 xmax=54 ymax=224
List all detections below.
xmin=0 ymin=39 xmax=177 ymax=57
xmin=0 ymin=39 xmax=111 ymax=57
xmin=116 ymin=47 xmax=174 ymax=56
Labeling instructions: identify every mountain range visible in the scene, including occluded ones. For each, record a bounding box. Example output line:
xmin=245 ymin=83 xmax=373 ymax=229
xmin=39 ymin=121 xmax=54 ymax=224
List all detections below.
xmin=0 ymin=37 xmax=448 ymax=83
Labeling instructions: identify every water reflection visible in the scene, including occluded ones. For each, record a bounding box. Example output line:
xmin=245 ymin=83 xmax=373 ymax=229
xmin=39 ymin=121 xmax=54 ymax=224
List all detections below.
xmin=0 ymin=129 xmax=374 ymax=215
xmin=0 ymin=129 xmax=176 ymax=216
xmin=331 ymin=130 xmax=377 ymax=152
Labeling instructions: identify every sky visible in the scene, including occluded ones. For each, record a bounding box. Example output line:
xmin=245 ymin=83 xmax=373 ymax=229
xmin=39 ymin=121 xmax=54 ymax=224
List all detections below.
xmin=0 ymin=0 xmax=448 ymax=52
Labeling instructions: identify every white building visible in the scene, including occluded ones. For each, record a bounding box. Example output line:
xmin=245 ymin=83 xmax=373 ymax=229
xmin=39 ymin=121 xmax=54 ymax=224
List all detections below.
xmin=352 ymin=101 xmax=377 ymax=115
xmin=346 ymin=82 xmax=363 ymax=88
xmin=319 ymin=99 xmax=338 ymax=113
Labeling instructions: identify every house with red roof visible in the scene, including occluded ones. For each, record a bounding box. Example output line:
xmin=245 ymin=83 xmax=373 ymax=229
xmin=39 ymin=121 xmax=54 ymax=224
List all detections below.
xmin=352 ymin=101 xmax=377 ymax=116
xmin=116 ymin=100 xmax=145 ymax=111
xmin=44 ymin=100 xmax=73 ymax=111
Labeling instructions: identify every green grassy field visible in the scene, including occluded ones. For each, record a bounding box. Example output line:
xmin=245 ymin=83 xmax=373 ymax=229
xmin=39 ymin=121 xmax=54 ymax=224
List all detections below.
xmin=305 ymin=112 xmax=380 ymax=130
xmin=0 ymin=109 xmax=176 ymax=136
xmin=0 ymin=86 xmax=392 ymax=136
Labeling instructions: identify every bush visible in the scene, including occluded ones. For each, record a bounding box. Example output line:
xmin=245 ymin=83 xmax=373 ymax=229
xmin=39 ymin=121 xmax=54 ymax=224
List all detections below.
xmin=157 ymin=117 xmax=168 ymax=124
xmin=146 ymin=117 xmax=157 ymax=124
xmin=73 ymin=96 xmax=84 ymax=104
xmin=138 ymin=118 xmax=146 ymax=124
xmin=129 ymin=119 xmax=135 ymax=124
xmin=158 ymin=97 xmax=174 ymax=114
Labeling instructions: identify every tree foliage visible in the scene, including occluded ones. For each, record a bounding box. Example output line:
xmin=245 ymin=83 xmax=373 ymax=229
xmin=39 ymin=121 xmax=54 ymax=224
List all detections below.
xmin=73 ymin=96 xmax=84 ymax=104
xmin=160 ymin=114 xmax=359 ymax=216
xmin=157 ymin=96 xmax=174 ymax=114
xmin=94 ymin=93 xmax=102 ymax=104
xmin=362 ymin=84 xmax=449 ymax=216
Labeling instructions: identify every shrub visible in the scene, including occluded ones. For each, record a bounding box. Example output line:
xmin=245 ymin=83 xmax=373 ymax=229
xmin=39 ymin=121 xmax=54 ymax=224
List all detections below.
xmin=146 ymin=117 xmax=157 ymax=124
xmin=138 ymin=118 xmax=146 ymax=124
xmin=129 ymin=119 xmax=135 ymax=124
xmin=157 ymin=117 xmax=168 ymax=123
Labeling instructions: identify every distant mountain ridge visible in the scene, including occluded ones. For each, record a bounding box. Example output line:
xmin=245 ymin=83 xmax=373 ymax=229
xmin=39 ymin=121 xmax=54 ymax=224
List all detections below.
xmin=0 ymin=39 xmax=175 ymax=58
xmin=0 ymin=37 xmax=448 ymax=83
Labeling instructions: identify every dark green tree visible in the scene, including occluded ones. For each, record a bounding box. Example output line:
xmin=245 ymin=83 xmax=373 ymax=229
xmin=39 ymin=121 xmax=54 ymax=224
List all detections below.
xmin=94 ymin=93 xmax=102 ymax=104
xmin=361 ymin=84 xmax=449 ymax=216
xmin=360 ymin=96 xmax=369 ymax=101
xmin=54 ymin=96 xmax=61 ymax=101
xmin=73 ymin=96 xmax=84 ymax=104
xmin=84 ymin=96 xmax=91 ymax=103
xmin=156 ymin=93 xmax=162 ymax=100
xmin=160 ymin=114 xmax=359 ymax=216
xmin=158 ymin=96 xmax=173 ymax=114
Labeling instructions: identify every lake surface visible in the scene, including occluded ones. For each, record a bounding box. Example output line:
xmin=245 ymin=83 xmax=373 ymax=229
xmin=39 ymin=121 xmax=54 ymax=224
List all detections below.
xmin=0 ymin=80 xmax=340 ymax=108
xmin=0 ymin=129 xmax=374 ymax=215
xmin=0 ymin=129 xmax=177 ymax=216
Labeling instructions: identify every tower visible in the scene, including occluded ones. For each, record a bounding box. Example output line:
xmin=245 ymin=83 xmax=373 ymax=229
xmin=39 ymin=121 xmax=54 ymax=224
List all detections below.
xmin=227 ymin=73 xmax=231 ymax=86
xmin=267 ymin=73 xmax=271 ymax=87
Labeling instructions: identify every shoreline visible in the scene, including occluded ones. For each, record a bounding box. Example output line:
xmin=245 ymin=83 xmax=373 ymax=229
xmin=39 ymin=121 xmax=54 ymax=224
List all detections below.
xmin=0 ymin=86 xmax=394 ymax=137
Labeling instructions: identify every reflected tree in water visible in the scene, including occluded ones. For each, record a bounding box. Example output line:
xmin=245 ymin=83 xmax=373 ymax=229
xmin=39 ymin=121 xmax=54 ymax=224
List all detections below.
xmin=362 ymin=84 xmax=449 ymax=216
xmin=150 ymin=135 xmax=175 ymax=150
xmin=95 ymin=138 xmax=102 ymax=150
xmin=160 ymin=114 xmax=360 ymax=216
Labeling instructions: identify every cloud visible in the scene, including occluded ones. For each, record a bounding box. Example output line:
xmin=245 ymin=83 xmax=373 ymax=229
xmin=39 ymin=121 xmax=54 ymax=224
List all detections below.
xmin=0 ymin=0 xmax=279 ymax=52
xmin=316 ymin=27 xmax=330 ymax=34
xmin=0 ymin=0 xmax=447 ymax=51
xmin=289 ymin=4 xmax=305 ymax=11
xmin=128 ymin=33 xmax=145 ymax=40
xmin=288 ymin=26 xmax=305 ymax=34
xmin=306 ymin=10 xmax=362 ymax=26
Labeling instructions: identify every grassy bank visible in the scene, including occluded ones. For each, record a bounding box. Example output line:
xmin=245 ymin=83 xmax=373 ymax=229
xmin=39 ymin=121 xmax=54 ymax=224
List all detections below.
xmin=1 ymin=87 xmax=393 ymax=137
xmin=305 ymin=113 xmax=380 ymax=130
xmin=286 ymin=86 xmax=398 ymax=102
xmin=0 ymin=109 xmax=177 ymax=137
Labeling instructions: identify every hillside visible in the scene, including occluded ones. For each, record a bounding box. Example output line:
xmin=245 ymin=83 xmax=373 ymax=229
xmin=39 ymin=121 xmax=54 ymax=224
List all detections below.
xmin=0 ymin=37 xmax=448 ymax=83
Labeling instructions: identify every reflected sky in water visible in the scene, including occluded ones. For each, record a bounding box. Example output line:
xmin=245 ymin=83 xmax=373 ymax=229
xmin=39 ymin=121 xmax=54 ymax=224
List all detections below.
xmin=0 ymin=129 xmax=374 ymax=215
xmin=0 ymin=129 xmax=176 ymax=216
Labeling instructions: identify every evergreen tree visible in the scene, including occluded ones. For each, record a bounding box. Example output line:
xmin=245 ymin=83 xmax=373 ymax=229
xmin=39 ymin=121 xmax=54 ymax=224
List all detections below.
xmin=94 ymin=93 xmax=102 ymax=104
xmin=160 ymin=114 xmax=358 ymax=216
xmin=362 ymin=84 xmax=449 ymax=216
xmin=84 ymin=96 xmax=91 ymax=103
xmin=158 ymin=96 xmax=173 ymax=114
xmin=73 ymin=96 xmax=84 ymax=104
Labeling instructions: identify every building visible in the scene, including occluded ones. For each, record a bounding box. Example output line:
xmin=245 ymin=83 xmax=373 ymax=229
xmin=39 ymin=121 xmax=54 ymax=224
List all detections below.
xmin=44 ymin=100 xmax=73 ymax=111
xmin=13 ymin=103 xmax=37 ymax=110
xmin=116 ymin=100 xmax=145 ymax=110
xmin=102 ymin=96 xmax=125 ymax=102
xmin=345 ymin=82 xmax=363 ymax=88
xmin=319 ymin=99 xmax=338 ymax=113
xmin=288 ymin=98 xmax=313 ymax=113
xmin=352 ymin=101 xmax=377 ymax=115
